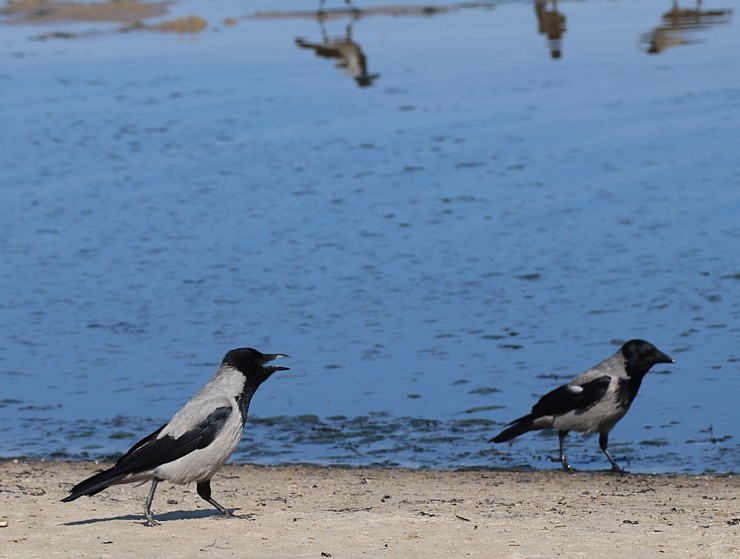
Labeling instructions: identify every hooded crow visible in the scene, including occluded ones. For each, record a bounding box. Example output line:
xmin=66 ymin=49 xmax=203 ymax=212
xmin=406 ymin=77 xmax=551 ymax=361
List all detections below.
xmin=62 ymin=347 xmax=289 ymax=525
xmin=490 ymin=339 xmax=673 ymax=472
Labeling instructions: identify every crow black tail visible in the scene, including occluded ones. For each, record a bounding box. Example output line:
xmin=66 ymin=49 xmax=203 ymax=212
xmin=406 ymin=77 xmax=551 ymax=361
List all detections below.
xmin=489 ymin=414 xmax=536 ymax=443
xmin=62 ymin=423 xmax=167 ymax=502
xmin=61 ymin=466 xmax=129 ymax=502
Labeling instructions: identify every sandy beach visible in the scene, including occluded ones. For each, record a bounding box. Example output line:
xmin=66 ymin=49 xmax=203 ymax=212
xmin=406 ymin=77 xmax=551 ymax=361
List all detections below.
xmin=1 ymin=460 xmax=737 ymax=558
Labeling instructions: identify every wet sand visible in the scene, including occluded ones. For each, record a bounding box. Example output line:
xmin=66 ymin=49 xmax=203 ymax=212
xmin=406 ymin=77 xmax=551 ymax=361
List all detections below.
xmin=1 ymin=460 xmax=737 ymax=558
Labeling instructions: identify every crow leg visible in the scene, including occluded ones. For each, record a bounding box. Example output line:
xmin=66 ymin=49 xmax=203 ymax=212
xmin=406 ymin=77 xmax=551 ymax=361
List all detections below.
xmin=558 ymin=431 xmax=575 ymax=473
xmin=599 ymin=432 xmax=625 ymax=473
xmin=144 ymin=478 xmax=161 ymax=526
xmin=197 ymin=480 xmax=236 ymax=517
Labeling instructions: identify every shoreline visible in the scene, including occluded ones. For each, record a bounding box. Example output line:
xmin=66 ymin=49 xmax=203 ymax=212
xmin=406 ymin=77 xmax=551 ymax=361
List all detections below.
xmin=2 ymin=460 xmax=738 ymax=558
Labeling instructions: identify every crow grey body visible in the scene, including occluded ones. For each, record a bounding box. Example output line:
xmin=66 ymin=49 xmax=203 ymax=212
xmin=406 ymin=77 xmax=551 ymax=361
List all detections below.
xmin=62 ymin=347 xmax=288 ymax=525
xmin=491 ymin=339 xmax=673 ymax=472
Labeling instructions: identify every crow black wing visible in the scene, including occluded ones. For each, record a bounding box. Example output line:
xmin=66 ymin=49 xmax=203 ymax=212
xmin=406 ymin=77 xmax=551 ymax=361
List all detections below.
xmin=62 ymin=406 xmax=234 ymax=501
xmin=531 ymin=375 xmax=611 ymax=417
xmin=114 ymin=405 xmax=234 ymax=474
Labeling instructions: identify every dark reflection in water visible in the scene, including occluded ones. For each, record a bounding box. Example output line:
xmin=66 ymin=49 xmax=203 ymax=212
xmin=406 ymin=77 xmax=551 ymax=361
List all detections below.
xmin=642 ymin=0 xmax=733 ymax=54
xmin=296 ymin=16 xmax=380 ymax=87
xmin=8 ymin=410 xmax=737 ymax=474
xmin=534 ymin=0 xmax=566 ymax=59
xmin=0 ymin=0 xmax=733 ymax=61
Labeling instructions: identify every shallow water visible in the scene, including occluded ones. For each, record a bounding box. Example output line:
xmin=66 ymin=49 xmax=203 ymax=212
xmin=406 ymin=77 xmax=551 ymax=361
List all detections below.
xmin=1 ymin=0 xmax=739 ymax=474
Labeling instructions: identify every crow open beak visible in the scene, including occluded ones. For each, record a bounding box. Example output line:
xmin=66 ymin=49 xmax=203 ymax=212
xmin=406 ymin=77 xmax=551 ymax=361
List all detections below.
xmin=263 ymin=353 xmax=290 ymax=372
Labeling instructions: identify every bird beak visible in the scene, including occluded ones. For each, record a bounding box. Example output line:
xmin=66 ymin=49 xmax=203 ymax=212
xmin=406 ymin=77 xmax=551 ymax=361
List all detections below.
xmin=655 ymin=349 xmax=674 ymax=364
xmin=263 ymin=354 xmax=290 ymax=372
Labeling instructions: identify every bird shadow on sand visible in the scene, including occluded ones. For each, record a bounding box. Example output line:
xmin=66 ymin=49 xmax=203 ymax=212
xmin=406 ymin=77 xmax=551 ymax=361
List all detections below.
xmin=62 ymin=508 xmax=255 ymax=526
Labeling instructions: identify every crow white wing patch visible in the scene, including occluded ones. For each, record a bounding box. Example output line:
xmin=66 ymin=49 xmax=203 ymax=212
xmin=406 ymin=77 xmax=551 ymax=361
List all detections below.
xmin=531 ymin=376 xmax=611 ymax=417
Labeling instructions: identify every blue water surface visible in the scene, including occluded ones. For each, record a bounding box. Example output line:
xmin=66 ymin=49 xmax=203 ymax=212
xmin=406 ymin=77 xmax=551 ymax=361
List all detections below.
xmin=1 ymin=0 xmax=738 ymax=473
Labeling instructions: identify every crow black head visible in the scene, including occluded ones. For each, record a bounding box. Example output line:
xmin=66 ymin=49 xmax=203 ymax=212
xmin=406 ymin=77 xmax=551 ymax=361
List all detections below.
xmin=223 ymin=347 xmax=289 ymax=385
xmin=621 ymin=339 xmax=673 ymax=378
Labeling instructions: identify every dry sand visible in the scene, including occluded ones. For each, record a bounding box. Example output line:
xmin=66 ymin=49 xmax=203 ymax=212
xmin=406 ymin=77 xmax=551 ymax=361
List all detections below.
xmin=1 ymin=460 xmax=738 ymax=558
